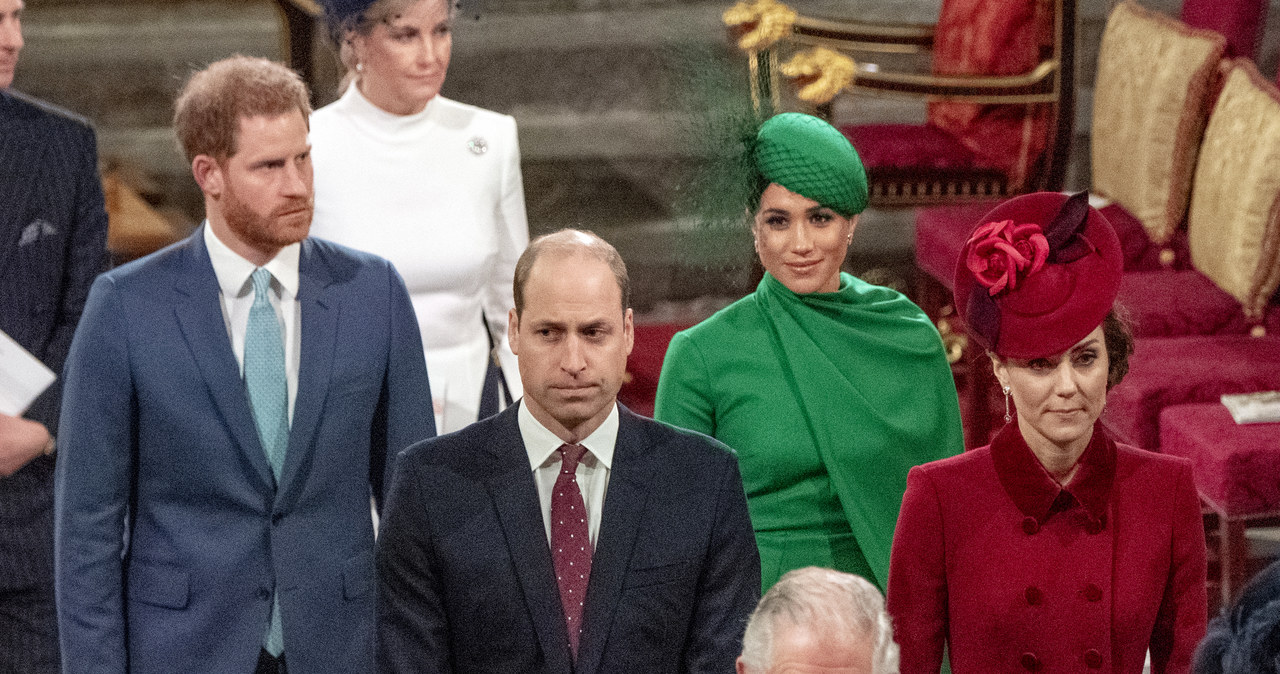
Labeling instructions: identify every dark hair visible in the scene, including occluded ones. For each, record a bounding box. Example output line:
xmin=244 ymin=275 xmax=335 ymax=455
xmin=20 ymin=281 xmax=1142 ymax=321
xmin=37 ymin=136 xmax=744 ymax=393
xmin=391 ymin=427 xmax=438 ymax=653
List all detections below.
xmin=173 ymin=55 xmax=311 ymax=164
xmin=1102 ymin=306 xmax=1134 ymax=389
xmin=512 ymin=229 xmax=630 ymax=317
xmin=1194 ymin=560 xmax=1280 ymax=674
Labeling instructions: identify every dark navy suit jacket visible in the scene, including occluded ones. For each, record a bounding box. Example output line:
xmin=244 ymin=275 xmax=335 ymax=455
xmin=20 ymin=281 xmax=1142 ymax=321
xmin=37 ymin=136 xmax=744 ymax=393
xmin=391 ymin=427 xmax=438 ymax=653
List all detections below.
xmin=377 ymin=403 xmax=761 ymax=674
xmin=0 ymin=89 xmax=108 ymax=591
xmin=54 ymin=229 xmax=435 ymax=674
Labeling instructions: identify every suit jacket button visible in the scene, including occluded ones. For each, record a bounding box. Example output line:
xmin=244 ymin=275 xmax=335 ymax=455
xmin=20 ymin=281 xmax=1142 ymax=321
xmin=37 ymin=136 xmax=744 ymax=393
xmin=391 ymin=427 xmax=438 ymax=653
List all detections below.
xmin=1084 ymin=583 xmax=1103 ymax=602
xmin=257 ymin=587 xmax=271 ymax=600
xmin=1021 ymin=652 xmax=1041 ymax=671
xmin=1025 ymin=586 xmax=1042 ymax=605
xmin=1022 ymin=517 xmax=1040 ymax=535
xmin=1084 ymin=649 xmax=1103 ymax=668
xmin=272 ymin=513 xmax=283 ymax=525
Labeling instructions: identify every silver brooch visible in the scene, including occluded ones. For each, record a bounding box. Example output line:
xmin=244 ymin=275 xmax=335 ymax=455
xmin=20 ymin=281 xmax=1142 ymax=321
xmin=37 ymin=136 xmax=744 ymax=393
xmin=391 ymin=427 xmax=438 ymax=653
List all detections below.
xmin=467 ymin=136 xmax=488 ymax=155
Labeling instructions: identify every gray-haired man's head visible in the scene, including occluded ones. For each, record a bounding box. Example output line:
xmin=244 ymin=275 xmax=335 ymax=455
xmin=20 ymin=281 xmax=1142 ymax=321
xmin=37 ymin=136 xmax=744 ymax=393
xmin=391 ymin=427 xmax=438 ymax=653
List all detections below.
xmin=737 ymin=567 xmax=899 ymax=674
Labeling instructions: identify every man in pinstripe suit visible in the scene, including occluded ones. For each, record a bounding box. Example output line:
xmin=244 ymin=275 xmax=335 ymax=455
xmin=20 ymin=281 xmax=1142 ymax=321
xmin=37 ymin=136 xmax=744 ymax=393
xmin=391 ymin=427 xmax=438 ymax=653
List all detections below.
xmin=1 ymin=0 xmax=110 ymax=669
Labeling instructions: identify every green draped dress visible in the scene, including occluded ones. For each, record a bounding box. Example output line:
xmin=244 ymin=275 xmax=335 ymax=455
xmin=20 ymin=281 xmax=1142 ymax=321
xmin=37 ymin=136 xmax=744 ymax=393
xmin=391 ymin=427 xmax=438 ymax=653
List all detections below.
xmin=654 ymin=272 xmax=964 ymax=592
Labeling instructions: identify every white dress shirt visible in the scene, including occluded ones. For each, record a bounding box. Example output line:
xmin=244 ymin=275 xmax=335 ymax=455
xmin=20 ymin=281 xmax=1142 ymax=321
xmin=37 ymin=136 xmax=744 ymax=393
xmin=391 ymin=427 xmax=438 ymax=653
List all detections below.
xmin=203 ymin=224 xmax=302 ymax=420
xmin=519 ymin=401 xmax=617 ymax=550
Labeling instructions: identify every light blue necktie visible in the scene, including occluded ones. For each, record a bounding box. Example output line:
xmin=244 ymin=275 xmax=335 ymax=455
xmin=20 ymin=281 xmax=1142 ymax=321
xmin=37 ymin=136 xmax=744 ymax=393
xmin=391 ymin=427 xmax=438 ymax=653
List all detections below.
xmin=244 ymin=267 xmax=288 ymax=656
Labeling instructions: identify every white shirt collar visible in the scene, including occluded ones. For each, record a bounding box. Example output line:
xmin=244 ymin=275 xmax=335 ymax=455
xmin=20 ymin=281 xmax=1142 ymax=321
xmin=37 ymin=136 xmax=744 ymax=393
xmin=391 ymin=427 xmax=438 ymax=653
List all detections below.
xmin=203 ymin=222 xmax=301 ymax=299
xmin=519 ymin=400 xmax=618 ymax=472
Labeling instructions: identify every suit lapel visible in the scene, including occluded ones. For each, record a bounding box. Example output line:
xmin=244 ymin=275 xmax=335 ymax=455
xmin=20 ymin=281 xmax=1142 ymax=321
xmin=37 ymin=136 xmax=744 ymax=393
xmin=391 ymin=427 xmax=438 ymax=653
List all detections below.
xmin=575 ymin=407 xmax=657 ymax=673
xmin=486 ymin=408 xmax=575 ymax=674
xmin=173 ymin=228 xmax=275 ymax=491
xmin=277 ymin=239 xmax=337 ymax=501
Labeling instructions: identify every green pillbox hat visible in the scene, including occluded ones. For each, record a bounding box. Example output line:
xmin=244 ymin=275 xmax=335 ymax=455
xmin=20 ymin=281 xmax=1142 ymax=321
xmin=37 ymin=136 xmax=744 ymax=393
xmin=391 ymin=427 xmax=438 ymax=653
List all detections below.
xmin=754 ymin=112 xmax=869 ymax=216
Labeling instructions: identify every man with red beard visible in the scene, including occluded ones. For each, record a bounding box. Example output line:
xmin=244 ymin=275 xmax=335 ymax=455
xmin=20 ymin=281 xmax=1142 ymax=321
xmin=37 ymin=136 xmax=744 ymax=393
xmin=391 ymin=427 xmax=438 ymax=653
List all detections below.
xmin=54 ymin=55 xmax=435 ymax=674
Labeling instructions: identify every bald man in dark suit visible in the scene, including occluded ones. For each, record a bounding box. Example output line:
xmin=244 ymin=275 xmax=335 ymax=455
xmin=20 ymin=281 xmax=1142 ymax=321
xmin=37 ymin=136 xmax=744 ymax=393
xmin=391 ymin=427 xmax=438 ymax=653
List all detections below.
xmin=377 ymin=230 xmax=760 ymax=674
xmin=0 ymin=0 xmax=110 ymax=670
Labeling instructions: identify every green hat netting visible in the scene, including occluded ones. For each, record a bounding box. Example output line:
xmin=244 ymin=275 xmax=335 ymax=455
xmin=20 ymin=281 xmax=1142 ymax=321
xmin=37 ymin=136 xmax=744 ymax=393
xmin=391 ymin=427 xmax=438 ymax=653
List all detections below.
xmin=753 ymin=112 xmax=869 ymax=216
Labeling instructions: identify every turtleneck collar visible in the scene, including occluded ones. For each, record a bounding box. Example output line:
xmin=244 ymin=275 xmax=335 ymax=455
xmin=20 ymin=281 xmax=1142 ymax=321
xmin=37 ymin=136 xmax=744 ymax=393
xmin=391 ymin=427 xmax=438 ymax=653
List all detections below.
xmin=333 ymin=82 xmax=441 ymax=139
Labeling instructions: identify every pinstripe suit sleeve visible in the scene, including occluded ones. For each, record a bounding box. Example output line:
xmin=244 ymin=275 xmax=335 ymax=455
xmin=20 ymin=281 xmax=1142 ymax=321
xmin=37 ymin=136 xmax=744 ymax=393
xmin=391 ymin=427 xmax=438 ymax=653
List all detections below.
xmin=25 ymin=121 xmax=110 ymax=432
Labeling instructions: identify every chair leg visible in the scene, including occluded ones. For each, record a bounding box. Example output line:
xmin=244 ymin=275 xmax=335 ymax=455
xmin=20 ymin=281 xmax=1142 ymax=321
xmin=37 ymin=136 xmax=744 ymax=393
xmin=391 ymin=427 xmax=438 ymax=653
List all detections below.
xmin=1219 ymin=514 xmax=1249 ymax=607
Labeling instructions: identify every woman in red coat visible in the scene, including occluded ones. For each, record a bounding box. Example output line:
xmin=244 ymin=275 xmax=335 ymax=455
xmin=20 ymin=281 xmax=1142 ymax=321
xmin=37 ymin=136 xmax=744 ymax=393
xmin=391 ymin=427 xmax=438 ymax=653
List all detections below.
xmin=887 ymin=192 xmax=1207 ymax=673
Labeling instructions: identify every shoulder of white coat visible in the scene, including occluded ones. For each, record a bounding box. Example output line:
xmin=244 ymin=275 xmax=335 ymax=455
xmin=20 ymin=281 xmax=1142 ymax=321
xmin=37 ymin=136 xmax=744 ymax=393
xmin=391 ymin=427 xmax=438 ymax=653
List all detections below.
xmin=431 ymin=96 xmax=518 ymax=137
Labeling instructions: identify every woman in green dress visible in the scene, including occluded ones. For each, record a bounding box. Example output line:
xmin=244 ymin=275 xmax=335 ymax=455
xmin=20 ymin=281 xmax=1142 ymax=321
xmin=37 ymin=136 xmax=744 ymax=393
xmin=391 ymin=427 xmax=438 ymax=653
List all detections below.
xmin=654 ymin=112 xmax=964 ymax=592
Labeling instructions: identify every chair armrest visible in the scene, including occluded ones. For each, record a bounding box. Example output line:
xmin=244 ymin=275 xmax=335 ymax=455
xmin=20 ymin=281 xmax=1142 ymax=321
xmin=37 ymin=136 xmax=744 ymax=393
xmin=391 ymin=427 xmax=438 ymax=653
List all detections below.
xmin=793 ymin=15 xmax=935 ymax=54
xmin=850 ymin=60 xmax=1060 ymax=102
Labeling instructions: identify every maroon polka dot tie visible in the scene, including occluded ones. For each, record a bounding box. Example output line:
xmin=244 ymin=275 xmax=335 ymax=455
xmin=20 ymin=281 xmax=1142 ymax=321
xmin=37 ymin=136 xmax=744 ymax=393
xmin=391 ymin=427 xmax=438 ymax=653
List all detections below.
xmin=551 ymin=443 xmax=592 ymax=658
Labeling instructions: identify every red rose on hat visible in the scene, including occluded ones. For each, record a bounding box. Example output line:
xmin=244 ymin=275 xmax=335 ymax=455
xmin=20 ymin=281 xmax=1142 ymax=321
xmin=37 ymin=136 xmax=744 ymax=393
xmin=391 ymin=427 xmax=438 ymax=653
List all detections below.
xmin=965 ymin=219 xmax=1049 ymax=295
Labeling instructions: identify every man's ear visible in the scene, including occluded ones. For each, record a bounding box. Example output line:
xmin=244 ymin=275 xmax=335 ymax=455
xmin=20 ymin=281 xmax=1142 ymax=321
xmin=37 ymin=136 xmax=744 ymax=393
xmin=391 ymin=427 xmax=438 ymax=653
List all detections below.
xmin=507 ymin=308 xmax=520 ymax=356
xmin=989 ymin=352 xmax=1008 ymax=390
xmin=623 ymin=307 xmax=634 ymax=357
xmin=192 ymin=154 xmax=224 ymax=198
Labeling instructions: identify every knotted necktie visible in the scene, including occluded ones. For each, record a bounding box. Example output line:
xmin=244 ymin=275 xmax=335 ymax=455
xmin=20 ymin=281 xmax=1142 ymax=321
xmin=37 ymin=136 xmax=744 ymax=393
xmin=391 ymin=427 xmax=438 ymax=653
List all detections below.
xmin=244 ymin=267 xmax=288 ymax=656
xmin=551 ymin=443 xmax=592 ymax=658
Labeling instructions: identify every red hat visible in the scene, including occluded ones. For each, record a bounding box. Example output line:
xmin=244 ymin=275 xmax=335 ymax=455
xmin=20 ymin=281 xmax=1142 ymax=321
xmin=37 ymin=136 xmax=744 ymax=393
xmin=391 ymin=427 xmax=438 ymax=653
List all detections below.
xmin=953 ymin=192 xmax=1123 ymax=359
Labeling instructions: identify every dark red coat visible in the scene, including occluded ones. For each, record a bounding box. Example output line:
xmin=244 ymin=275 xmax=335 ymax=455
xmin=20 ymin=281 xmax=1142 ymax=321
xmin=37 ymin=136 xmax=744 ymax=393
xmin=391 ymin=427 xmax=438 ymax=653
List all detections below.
xmin=887 ymin=422 xmax=1207 ymax=673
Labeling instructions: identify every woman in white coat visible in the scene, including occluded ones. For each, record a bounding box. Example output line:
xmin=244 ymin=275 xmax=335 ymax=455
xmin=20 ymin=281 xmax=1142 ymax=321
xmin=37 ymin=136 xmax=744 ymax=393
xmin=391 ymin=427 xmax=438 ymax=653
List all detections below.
xmin=311 ymin=0 xmax=528 ymax=433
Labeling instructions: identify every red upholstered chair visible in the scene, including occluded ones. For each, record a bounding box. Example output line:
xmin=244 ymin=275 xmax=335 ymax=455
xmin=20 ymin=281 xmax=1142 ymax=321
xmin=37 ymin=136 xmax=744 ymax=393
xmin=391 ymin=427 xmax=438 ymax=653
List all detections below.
xmin=617 ymin=323 xmax=693 ymax=418
xmin=913 ymin=2 xmax=1228 ymax=318
xmin=915 ymin=36 xmax=1276 ymax=447
xmin=742 ymin=0 xmax=1075 ymax=207
xmin=1092 ymin=61 xmax=1280 ymax=450
xmin=1116 ymin=60 xmax=1280 ymax=339
xmin=1103 ymin=335 xmax=1280 ymax=451
xmin=1158 ymin=402 xmax=1280 ymax=607
xmin=1104 ymin=335 xmax=1280 ymax=609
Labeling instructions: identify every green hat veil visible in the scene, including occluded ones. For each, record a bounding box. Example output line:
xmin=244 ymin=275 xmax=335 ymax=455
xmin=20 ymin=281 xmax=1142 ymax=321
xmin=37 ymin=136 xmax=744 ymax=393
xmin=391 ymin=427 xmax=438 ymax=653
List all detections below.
xmin=754 ymin=112 xmax=869 ymax=217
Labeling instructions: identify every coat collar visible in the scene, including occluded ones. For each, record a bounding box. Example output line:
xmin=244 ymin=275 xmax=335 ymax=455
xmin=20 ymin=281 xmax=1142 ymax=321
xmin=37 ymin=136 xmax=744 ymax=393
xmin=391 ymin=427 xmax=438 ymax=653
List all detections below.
xmin=992 ymin=420 xmax=1116 ymax=526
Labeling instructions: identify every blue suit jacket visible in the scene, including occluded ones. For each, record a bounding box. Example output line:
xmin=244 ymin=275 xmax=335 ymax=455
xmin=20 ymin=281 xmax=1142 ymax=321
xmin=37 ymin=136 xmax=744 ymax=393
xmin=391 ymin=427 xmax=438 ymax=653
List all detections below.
xmin=376 ymin=403 xmax=761 ymax=674
xmin=0 ymin=89 xmax=108 ymax=591
xmin=55 ymin=229 xmax=435 ymax=674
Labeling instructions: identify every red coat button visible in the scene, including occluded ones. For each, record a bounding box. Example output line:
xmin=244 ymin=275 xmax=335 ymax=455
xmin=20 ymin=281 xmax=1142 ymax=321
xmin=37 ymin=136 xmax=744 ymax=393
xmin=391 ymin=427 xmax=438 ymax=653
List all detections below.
xmin=1084 ymin=583 xmax=1103 ymax=602
xmin=1025 ymin=586 xmax=1042 ymax=605
xmin=1084 ymin=649 xmax=1103 ymax=668
xmin=1085 ymin=519 xmax=1104 ymax=535
xmin=1022 ymin=517 xmax=1040 ymax=535
xmin=1021 ymin=652 xmax=1041 ymax=671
